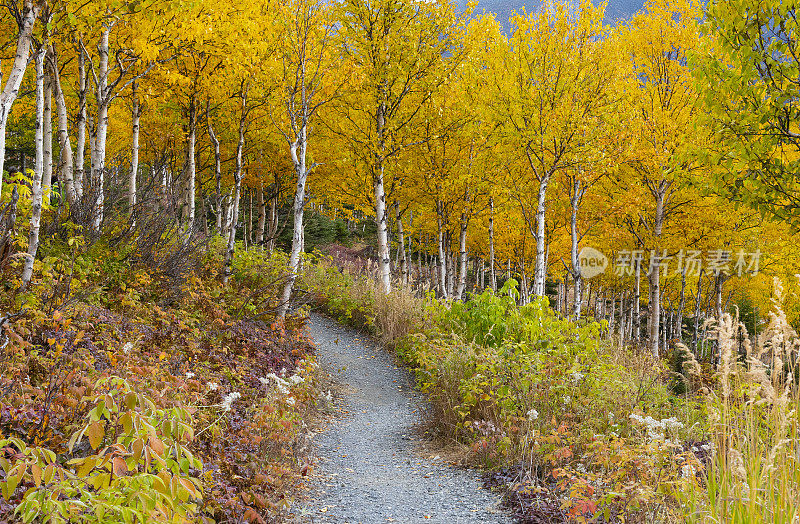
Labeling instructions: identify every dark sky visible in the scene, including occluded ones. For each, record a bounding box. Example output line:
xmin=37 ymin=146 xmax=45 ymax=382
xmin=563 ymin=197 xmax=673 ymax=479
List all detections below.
xmin=464 ymin=0 xmax=646 ymax=28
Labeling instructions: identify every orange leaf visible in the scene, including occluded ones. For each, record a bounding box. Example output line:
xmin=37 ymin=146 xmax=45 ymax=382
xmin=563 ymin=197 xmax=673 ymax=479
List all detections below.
xmin=149 ymin=435 xmax=165 ymax=455
xmin=243 ymin=508 xmax=265 ymax=524
xmin=112 ymin=456 xmax=128 ymax=477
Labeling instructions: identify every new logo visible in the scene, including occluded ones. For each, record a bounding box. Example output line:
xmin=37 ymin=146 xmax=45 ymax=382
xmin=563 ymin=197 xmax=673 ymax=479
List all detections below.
xmin=578 ymin=247 xmax=608 ymax=278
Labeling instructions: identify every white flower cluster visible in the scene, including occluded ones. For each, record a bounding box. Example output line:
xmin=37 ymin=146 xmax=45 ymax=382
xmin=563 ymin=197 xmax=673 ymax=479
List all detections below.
xmin=122 ymin=342 xmax=133 ymax=354
xmin=681 ymin=463 xmax=697 ymax=479
xmin=260 ymin=372 xmax=305 ymax=406
xmin=629 ymin=413 xmax=683 ymax=441
xmin=690 ymin=443 xmax=712 ymax=453
xmin=206 ymin=382 xmax=219 ymax=391
xmin=220 ymin=392 xmax=241 ymax=411
xmin=526 ymin=408 xmax=539 ymax=421
xmin=260 ymin=372 xmax=304 ymax=393
xmin=185 ymin=371 xmax=195 ymax=379
xmin=571 ymin=371 xmax=584 ymax=382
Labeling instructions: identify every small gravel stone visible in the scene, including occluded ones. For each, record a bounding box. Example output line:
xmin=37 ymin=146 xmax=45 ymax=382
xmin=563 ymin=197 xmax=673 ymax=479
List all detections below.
xmin=298 ymin=314 xmax=510 ymax=524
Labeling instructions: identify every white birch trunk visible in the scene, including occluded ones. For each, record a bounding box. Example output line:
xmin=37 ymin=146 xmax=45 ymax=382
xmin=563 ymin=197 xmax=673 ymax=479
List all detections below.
xmin=649 ymin=260 xmax=661 ymax=358
xmin=129 ymin=81 xmax=140 ymax=210
xmin=222 ymin=87 xmax=248 ymax=286
xmin=21 ymin=50 xmax=46 ymax=287
xmin=570 ymin=178 xmax=583 ymax=321
xmin=489 ymin=196 xmax=496 ymax=292
xmin=278 ymin=126 xmax=309 ymax=319
xmin=74 ymin=46 xmax=87 ymax=199
xmin=455 ymin=213 xmax=468 ymax=301
xmin=0 ymin=0 xmax=39 ymax=198
xmin=374 ymin=164 xmax=391 ymax=293
xmin=584 ymin=280 xmax=592 ymax=317
xmin=648 ymin=184 xmax=668 ymax=358
xmin=634 ymin=256 xmax=641 ymax=342
xmin=373 ymin=88 xmax=392 ymax=294
xmin=521 ymin=261 xmax=529 ymax=305
xmin=90 ymin=28 xmax=110 ymax=230
xmin=533 ymin=173 xmax=551 ymax=296
xmin=42 ymin=72 xmax=52 ymax=193
xmin=50 ymin=47 xmax=76 ymax=205
xmin=223 ymin=190 xmax=234 ymax=237
xmin=207 ymin=105 xmax=223 ymax=235
xmin=183 ymin=100 xmax=197 ymax=230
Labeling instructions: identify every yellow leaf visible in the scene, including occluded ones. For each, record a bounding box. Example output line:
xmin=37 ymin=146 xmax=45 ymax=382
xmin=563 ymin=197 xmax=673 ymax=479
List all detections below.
xmin=43 ymin=464 xmax=55 ymax=484
xmin=87 ymin=422 xmax=104 ymax=450
xmin=131 ymin=438 xmax=144 ymax=461
xmin=77 ymin=456 xmax=97 ymax=478
xmin=179 ymin=478 xmax=199 ymax=498
xmin=31 ymin=464 xmax=42 ymax=487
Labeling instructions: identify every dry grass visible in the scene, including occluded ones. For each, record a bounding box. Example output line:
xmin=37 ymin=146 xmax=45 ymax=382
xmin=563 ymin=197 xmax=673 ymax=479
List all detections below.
xmin=683 ymin=280 xmax=800 ymax=523
xmin=301 ymin=255 xmax=438 ymax=350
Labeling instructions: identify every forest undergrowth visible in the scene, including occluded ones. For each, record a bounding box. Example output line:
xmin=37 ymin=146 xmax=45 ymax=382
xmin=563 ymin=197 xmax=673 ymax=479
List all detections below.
xmin=302 ymin=253 xmax=800 ymax=524
xmin=2 ymin=226 xmax=797 ymax=524
xmin=0 ymin=222 xmax=322 ymax=523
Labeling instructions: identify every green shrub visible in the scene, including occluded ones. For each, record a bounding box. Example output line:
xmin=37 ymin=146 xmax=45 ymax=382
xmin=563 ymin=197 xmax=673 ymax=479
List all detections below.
xmin=305 ymin=267 xmax=707 ymax=518
xmin=1 ymin=377 xmax=202 ymax=523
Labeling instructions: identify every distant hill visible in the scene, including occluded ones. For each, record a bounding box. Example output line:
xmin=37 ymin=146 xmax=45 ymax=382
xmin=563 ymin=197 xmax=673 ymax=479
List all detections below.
xmin=463 ymin=0 xmax=646 ymax=28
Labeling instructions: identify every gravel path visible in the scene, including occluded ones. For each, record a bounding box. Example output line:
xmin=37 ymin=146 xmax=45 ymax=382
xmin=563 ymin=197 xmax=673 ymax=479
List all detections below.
xmin=298 ymin=313 xmax=510 ymax=524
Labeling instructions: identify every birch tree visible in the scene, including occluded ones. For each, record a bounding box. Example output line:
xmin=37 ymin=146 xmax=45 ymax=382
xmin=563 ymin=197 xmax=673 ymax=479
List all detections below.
xmin=488 ymin=0 xmax=612 ymax=298
xmin=275 ymin=0 xmax=335 ymax=319
xmin=621 ymin=0 xmax=703 ymax=357
xmin=332 ymin=0 xmax=469 ymax=294
xmin=129 ymin=79 xmax=140 ymax=210
xmin=0 ymin=0 xmax=40 ymax=199
xmin=21 ymin=47 xmax=46 ymax=287
xmin=564 ymin=169 xmax=608 ymax=320
xmin=74 ymin=0 xmax=170 ymax=228
xmin=222 ymin=82 xmax=249 ymax=285
xmin=48 ymin=43 xmax=77 ymax=204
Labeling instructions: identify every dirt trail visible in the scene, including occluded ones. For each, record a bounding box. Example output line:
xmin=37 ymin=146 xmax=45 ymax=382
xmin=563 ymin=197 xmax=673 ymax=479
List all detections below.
xmin=298 ymin=313 xmax=510 ymax=524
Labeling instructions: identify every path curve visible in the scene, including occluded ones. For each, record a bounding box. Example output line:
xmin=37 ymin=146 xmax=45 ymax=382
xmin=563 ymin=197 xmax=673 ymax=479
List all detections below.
xmin=299 ymin=313 xmax=510 ymax=524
